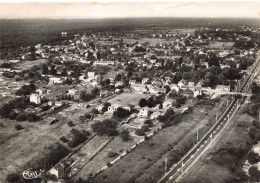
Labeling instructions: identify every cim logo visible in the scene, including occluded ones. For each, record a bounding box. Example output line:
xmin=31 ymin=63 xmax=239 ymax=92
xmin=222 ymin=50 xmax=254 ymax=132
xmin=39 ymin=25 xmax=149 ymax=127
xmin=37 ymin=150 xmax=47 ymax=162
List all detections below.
xmin=22 ymin=170 xmax=43 ymax=179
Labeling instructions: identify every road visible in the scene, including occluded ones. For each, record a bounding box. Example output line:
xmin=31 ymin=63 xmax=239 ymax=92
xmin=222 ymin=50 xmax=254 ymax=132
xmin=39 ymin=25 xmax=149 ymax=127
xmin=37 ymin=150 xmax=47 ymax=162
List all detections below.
xmin=158 ymin=53 xmax=260 ymax=183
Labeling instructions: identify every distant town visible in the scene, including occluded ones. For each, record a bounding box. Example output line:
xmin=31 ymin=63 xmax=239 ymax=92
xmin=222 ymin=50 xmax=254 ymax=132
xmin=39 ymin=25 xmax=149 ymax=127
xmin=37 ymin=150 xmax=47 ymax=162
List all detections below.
xmin=1 ymin=18 xmax=260 ymax=183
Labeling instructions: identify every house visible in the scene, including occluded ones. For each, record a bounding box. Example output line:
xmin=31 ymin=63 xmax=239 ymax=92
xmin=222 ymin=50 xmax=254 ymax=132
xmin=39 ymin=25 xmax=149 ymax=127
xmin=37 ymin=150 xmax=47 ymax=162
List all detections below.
xmin=193 ymin=90 xmax=202 ymax=98
xmin=142 ymin=78 xmax=149 ymax=84
xmin=87 ymin=72 xmax=96 ymax=79
xmin=68 ymin=89 xmax=79 ymax=96
xmin=163 ymin=98 xmax=174 ymax=109
xmin=177 ymin=79 xmax=188 ymax=88
xmin=48 ymin=162 xmax=65 ymax=179
xmin=100 ymin=91 xmax=109 ymax=97
xmin=171 ymin=84 xmax=180 ymax=93
xmin=215 ymin=85 xmax=230 ymax=92
xmin=138 ymin=107 xmax=150 ymax=117
xmin=129 ymin=80 xmax=136 ymax=85
xmin=48 ymin=100 xmax=55 ymax=107
xmin=49 ymin=77 xmax=62 ymax=84
xmin=30 ymin=94 xmax=41 ymax=104
xmin=108 ymin=104 xmax=132 ymax=113
xmin=196 ymin=81 xmax=204 ymax=87
xmin=188 ymin=82 xmax=195 ymax=87
xmin=115 ymin=81 xmax=124 ymax=87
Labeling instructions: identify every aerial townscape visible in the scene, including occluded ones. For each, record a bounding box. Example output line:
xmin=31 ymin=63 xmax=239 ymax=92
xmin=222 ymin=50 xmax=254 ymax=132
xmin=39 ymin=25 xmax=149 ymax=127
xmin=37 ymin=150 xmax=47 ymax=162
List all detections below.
xmin=1 ymin=7 xmax=260 ymax=183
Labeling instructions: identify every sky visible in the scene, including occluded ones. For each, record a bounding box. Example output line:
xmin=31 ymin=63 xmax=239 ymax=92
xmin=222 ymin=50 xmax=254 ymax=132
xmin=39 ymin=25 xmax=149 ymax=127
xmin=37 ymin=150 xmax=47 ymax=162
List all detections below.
xmin=0 ymin=2 xmax=260 ymax=19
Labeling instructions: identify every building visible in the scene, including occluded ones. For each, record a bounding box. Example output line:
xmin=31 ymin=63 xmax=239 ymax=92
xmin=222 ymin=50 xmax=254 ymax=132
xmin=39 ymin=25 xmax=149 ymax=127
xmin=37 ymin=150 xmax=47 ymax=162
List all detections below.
xmin=49 ymin=77 xmax=63 ymax=84
xmin=142 ymin=78 xmax=149 ymax=84
xmin=30 ymin=94 xmax=41 ymax=104
xmin=138 ymin=107 xmax=150 ymax=117
xmin=68 ymin=89 xmax=79 ymax=96
xmin=87 ymin=72 xmax=96 ymax=79
xmin=108 ymin=104 xmax=132 ymax=113
xmin=215 ymin=85 xmax=230 ymax=92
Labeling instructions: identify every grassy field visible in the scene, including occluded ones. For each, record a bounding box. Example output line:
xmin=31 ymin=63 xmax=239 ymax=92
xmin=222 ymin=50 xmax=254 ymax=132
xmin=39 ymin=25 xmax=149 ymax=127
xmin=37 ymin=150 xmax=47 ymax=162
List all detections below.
xmin=107 ymin=93 xmax=150 ymax=106
xmin=94 ymin=96 xmax=229 ymax=183
xmin=204 ymin=41 xmax=234 ymax=50
xmin=180 ymin=102 xmax=254 ymax=183
xmin=15 ymin=59 xmax=47 ymax=70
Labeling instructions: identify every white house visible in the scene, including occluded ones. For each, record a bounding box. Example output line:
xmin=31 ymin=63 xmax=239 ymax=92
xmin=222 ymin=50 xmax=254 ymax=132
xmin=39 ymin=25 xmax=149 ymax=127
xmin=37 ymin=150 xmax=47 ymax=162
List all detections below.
xmin=30 ymin=94 xmax=41 ymax=104
xmin=49 ymin=77 xmax=63 ymax=84
xmin=115 ymin=81 xmax=124 ymax=87
xmin=68 ymin=89 xmax=79 ymax=96
xmin=87 ymin=72 xmax=96 ymax=79
xmin=215 ymin=85 xmax=230 ymax=92
xmin=142 ymin=78 xmax=149 ymax=84
xmin=108 ymin=104 xmax=132 ymax=113
xmin=171 ymin=84 xmax=180 ymax=93
xmin=138 ymin=107 xmax=150 ymax=117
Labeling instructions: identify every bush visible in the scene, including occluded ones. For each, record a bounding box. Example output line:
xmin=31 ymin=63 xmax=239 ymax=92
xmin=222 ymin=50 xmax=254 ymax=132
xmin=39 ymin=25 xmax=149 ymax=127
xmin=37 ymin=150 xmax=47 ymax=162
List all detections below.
xmin=113 ymin=107 xmax=131 ymax=118
xmin=91 ymin=119 xmax=118 ymax=136
xmin=60 ymin=136 xmax=69 ymax=143
xmin=144 ymin=119 xmax=153 ymax=127
xmin=68 ymin=129 xmax=88 ymax=148
xmin=84 ymin=113 xmax=92 ymax=119
xmin=141 ymin=125 xmax=149 ymax=132
xmin=107 ymin=162 xmax=112 ymax=167
xmin=48 ymin=144 xmax=70 ymax=166
xmin=120 ymin=129 xmax=130 ymax=142
xmin=8 ymin=111 xmax=17 ymax=120
xmin=6 ymin=173 xmax=20 ymax=183
xmin=67 ymin=121 xmax=75 ymax=127
xmin=135 ymin=129 xmax=145 ymax=136
xmin=15 ymin=125 xmax=24 ymax=130
xmin=249 ymin=166 xmax=260 ymax=181
xmin=26 ymin=113 xmax=38 ymax=122
xmin=16 ymin=113 xmax=26 ymax=121
xmin=247 ymin=151 xmax=260 ymax=164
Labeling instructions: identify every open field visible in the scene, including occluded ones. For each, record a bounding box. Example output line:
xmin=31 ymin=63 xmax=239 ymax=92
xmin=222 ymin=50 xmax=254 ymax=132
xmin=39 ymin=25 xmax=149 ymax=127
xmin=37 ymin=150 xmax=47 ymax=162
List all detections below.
xmin=107 ymin=93 xmax=150 ymax=106
xmin=180 ymin=102 xmax=254 ymax=183
xmin=95 ymin=96 xmax=229 ymax=183
xmin=15 ymin=59 xmax=47 ymax=70
xmin=204 ymin=41 xmax=234 ymax=50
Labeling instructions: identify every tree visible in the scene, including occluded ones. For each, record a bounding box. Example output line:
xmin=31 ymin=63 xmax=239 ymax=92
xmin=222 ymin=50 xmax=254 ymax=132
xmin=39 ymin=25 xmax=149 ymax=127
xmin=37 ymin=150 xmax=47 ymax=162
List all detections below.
xmin=139 ymin=98 xmax=147 ymax=107
xmin=120 ymin=129 xmax=130 ymax=142
xmin=164 ymin=85 xmax=171 ymax=94
xmin=16 ymin=113 xmax=26 ymax=121
xmin=26 ymin=113 xmax=38 ymax=122
xmin=42 ymin=64 xmax=48 ymax=74
xmin=97 ymin=52 xmax=101 ymax=60
xmin=15 ymin=124 xmax=24 ymax=130
xmin=249 ymin=166 xmax=260 ymax=181
xmin=208 ymin=53 xmax=220 ymax=67
xmin=247 ymin=151 xmax=260 ymax=164
xmin=251 ymin=82 xmax=260 ymax=94
xmin=91 ymin=119 xmax=118 ymax=136
xmin=113 ymin=107 xmax=131 ymax=118
xmin=8 ymin=111 xmax=17 ymax=120
xmin=135 ymin=129 xmax=145 ymax=136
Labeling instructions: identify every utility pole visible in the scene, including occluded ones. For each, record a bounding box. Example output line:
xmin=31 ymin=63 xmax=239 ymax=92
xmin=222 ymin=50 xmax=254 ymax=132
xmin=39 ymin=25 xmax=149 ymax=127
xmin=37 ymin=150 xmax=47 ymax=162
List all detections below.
xmin=216 ymin=111 xmax=218 ymax=123
xmin=164 ymin=158 xmax=167 ymax=175
xmin=197 ymin=129 xmax=199 ymax=143
xmin=227 ymin=99 xmax=229 ymax=107
xmin=181 ymin=162 xmax=184 ymax=174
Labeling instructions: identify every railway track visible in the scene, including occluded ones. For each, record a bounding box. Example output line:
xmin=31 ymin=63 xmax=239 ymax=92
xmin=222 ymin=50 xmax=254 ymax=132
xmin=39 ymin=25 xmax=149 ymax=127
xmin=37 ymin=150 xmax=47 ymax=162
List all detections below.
xmin=158 ymin=53 xmax=260 ymax=183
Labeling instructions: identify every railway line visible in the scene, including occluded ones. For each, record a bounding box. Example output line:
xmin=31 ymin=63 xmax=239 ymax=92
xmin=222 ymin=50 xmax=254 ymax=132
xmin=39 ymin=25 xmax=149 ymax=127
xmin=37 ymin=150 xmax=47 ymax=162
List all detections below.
xmin=158 ymin=53 xmax=260 ymax=183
